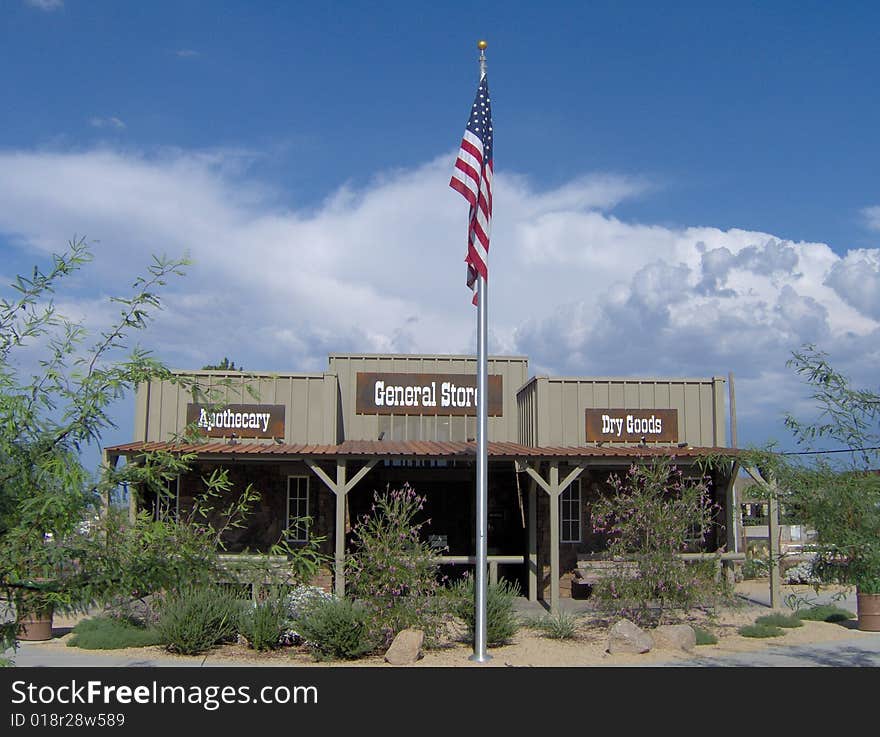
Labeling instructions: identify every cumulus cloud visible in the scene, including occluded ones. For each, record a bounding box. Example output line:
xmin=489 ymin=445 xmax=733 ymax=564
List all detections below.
xmin=825 ymin=249 xmax=880 ymax=319
xmin=0 ymin=146 xmax=877 ymax=452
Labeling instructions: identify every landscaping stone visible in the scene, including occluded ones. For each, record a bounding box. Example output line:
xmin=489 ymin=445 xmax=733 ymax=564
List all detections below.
xmin=607 ymin=618 xmax=654 ymax=654
xmin=384 ymin=628 xmax=424 ymax=665
xmin=652 ymin=624 xmax=696 ymax=652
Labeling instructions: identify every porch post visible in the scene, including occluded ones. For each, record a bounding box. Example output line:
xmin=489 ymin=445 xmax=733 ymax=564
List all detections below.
xmin=768 ymin=482 xmax=782 ymax=609
xmin=305 ymin=457 xmax=377 ymax=599
xmin=549 ymin=463 xmax=560 ymax=614
xmin=724 ymin=462 xmax=740 ymax=554
xmin=334 ymin=459 xmax=347 ymax=598
xmin=528 ymin=476 xmax=537 ymax=603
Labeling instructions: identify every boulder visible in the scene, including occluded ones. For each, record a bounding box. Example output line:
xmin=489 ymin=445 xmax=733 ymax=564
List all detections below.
xmin=607 ymin=618 xmax=654 ymax=654
xmin=384 ymin=628 xmax=424 ymax=665
xmin=652 ymin=624 xmax=696 ymax=652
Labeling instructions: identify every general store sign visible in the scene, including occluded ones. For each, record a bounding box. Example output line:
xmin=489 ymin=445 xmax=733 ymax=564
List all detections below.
xmin=356 ymin=372 xmax=503 ymax=416
xmin=585 ymin=408 xmax=679 ymax=443
xmin=186 ymin=403 xmax=285 ymax=438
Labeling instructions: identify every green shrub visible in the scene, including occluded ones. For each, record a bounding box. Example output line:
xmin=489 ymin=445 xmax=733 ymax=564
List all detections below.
xmin=693 ymin=626 xmax=717 ymax=645
xmin=446 ymin=575 xmax=520 ymax=646
xmin=738 ymin=623 xmax=785 ymax=638
xmin=156 ymin=584 xmax=241 ymax=655
xmin=238 ymin=591 xmax=289 ymax=651
xmin=795 ymin=604 xmax=854 ymax=622
xmin=293 ymin=597 xmax=376 ymax=660
xmin=66 ymin=616 xmax=162 ymax=650
xmin=535 ymin=610 xmax=579 ymax=640
xmin=755 ymin=613 xmax=803 ymax=629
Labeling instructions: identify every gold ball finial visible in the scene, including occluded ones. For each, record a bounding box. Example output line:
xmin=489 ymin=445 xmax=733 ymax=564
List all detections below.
xmin=477 ymin=40 xmax=488 ymax=50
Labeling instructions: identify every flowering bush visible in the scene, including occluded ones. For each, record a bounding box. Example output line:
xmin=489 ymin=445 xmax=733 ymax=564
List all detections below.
xmin=345 ymin=485 xmax=448 ymax=646
xmin=590 ymin=458 xmax=729 ymax=626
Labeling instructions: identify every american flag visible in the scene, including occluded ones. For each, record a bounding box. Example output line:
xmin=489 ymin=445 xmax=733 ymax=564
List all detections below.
xmin=450 ymin=74 xmax=493 ymax=304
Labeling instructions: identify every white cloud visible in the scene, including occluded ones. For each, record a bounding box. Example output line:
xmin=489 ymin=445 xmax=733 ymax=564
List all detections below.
xmin=0 ymin=146 xmax=877 ymax=452
xmin=25 ymin=0 xmax=63 ymax=11
xmin=90 ymin=117 xmax=126 ymax=130
xmin=175 ymin=49 xmax=200 ymax=58
xmin=862 ymin=205 xmax=880 ymax=232
xmin=825 ymin=249 xmax=880 ymax=319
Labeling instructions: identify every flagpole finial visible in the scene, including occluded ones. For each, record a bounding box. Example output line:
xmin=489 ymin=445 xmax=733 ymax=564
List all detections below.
xmin=477 ymin=40 xmax=487 ymax=77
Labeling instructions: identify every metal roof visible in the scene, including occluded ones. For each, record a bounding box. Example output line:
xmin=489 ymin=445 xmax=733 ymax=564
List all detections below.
xmin=105 ymin=439 xmax=738 ymax=461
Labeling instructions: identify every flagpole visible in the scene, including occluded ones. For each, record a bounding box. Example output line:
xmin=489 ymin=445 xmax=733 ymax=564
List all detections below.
xmin=470 ymin=38 xmax=491 ymax=664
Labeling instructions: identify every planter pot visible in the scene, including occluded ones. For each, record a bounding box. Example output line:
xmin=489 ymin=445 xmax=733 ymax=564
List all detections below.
xmin=17 ymin=606 xmax=54 ymax=641
xmin=857 ymin=591 xmax=880 ymax=632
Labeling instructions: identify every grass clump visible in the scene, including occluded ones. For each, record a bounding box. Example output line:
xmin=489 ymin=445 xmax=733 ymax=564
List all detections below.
xmin=525 ymin=610 xmax=579 ymax=640
xmin=755 ymin=613 xmax=803 ymax=629
xmin=67 ymin=616 xmax=162 ymax=650
xmin=794 ymin=604 xmax=854 ymax=623
xmin=692 ymin=626 xmax=718 ymax=645
xmin=738 ymin=623 xmax=785 ymax=638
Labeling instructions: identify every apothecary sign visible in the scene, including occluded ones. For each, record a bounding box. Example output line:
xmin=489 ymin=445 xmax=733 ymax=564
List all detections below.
xmin=186 ymin=403 xmax=286 ymax=438
xmin=585 ymin=408 xmax=679 ymax=443
xmin=356 ymin=372 xmax=503 ymax=416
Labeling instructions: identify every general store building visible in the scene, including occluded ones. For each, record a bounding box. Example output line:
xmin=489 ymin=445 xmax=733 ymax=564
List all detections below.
xmin=105 ymin=353 xmax=740 ymax=611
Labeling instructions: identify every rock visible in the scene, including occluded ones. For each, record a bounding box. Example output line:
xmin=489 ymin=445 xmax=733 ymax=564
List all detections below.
xmin=384 ymin=628 xmax=424 ymax=665
xmin=607 ymin=618 xmax=654 ymax=654
xmin=652 ymin=624 xmax=696 ymax=652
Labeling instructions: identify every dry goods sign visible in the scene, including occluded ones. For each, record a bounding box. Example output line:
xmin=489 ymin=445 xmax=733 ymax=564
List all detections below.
xmin=585 ymin=408 xmax=679 ymax=443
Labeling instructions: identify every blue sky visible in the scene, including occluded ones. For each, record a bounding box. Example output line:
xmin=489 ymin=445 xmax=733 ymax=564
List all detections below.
xmin=2 ymin=1 xmax=879 ymax=471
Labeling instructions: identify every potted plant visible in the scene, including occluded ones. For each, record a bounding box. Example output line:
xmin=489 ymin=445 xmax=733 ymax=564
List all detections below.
xmin=786 ymin=467 xmax=880 ymax=631
xmin=2 ymin=525 xmax=83 ymax=642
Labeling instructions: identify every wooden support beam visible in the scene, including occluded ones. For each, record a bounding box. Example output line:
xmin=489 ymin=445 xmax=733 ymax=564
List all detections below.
xmin=744 ymin=466 xmax=783 ymax=609
xmin=527 ymin=477 xmax=537 ymax=603
xmin=519 ymin=460 xmax=586 ymax=612
xmin=334 ymin=460 xmax=347 ymax=598
xmin=548 ymin=464 xmax=560 ymax=614
xmin=304 ymin=457 xmax=377 ymax=599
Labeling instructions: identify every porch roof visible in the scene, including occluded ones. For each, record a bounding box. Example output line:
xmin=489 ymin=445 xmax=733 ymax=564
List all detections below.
xmin=104 ymin=439 xmax=739 ymax=463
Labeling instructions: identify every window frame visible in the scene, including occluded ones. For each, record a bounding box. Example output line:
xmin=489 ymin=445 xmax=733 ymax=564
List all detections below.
xmin=560 ymin=479 xmax=582 ymax=544
xmin=286 ymin=475 xmax=311 ymax=543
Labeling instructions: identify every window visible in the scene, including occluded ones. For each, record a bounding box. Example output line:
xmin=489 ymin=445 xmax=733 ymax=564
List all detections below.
xmin=286 ymin=476 xmax=310 ymax=542
xmin=560 ymin=479 xmax=581 ymax=543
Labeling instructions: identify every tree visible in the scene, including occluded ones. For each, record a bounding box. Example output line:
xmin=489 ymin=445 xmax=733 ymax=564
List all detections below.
xmin=742 ymin=345 xmax=880 ymax=598
xmin=201 ymin=357 xmax=243 ymax=371
xmin=0 ymin=238 xmax=195 ymax=656
xmin=0 ymin=239 xmax=328 ymax=663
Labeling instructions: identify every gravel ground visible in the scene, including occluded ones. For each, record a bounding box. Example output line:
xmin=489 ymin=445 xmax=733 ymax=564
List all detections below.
xmin=11 ymin=582 xmax=874 ymax=668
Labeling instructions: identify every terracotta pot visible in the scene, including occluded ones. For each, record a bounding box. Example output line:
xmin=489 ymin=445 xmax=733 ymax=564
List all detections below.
xmin=857 ymin=590 xmax=880 ymax=632
xmin=17 ymin=606 xmax=54 ymax=641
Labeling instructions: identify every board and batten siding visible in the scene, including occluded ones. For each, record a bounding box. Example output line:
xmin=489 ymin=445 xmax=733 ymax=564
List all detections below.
xmin=517 ymin=375 xmax=728 ymax=448
xmin=328 ymin=353 xmax=529 ymax=443
xmin=134 ymin=371 xmax=338 ymax=445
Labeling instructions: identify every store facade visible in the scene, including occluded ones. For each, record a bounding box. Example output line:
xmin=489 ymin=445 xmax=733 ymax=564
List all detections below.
xmin=105 ymin=353 xmax=740 ymax=610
